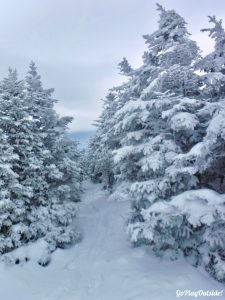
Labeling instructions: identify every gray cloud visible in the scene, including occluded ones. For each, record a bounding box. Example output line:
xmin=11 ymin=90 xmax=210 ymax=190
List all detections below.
xmin=0 ymin=0 xmax=225 ymax=131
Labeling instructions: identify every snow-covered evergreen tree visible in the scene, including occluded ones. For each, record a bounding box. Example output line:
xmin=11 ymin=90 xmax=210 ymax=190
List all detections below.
xmin=158 ymin=17 xmax=225 ymax=282
xmin=112 ymin=4 xmax=201 ymax=206
xmin=175 ymin=17 xmax=225 ymax=192
xmin=87 ymin=131 xmax=114 ymax=188
xmin=25 ymin=62 xmax=82 ymax=250
xmin=90 ymin=3 xmax=202 ymax=185
xmin=87 ymin=90 xmax=125 ymax=189
xmin=195 ymin=16 xmax=225 ymax=98
xmin=127 ymin=14 xmax=225 ymax=283
xmin=0 ymin=64 xmax=82 ymax=258
xmin=0 ymin=68 xmax=42 ymax=251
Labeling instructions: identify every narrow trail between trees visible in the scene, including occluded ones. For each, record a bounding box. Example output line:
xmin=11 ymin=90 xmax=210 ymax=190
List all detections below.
xmin=0 ymin=181 xmax=222 ymax=300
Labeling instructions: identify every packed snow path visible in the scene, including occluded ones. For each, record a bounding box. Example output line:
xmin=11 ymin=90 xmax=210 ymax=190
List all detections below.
xmin=0 ymin=181 xmax=223 ymax=300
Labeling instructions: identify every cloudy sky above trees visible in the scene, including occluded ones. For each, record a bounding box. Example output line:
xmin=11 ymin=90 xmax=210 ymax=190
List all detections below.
xmin=0 ymin=0 xmax=225 ymax=134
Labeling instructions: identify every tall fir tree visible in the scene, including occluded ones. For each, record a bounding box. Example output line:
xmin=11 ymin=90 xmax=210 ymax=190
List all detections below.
xmin=0 ymin=68 xmax=42 ymax=251
xmin=25 ymin=62 xmax=82 ymax=250
xmin=0 ymin=64 xmax=83 ymax=258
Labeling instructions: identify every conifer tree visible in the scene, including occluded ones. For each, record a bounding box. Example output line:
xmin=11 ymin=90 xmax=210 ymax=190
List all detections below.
xmin=126 ymin=14 xmax=225 ymax=283
xmin=196 ymin=16 xmax=225 ymax=97
xmin=178 ymin=17 xmax=225 ymax=192
xmin=25 ymin=62 xmax=82 ymax=250
xmin=112 ymin=4 xmax=201 ymax=202
xmin=0 ymin=64 xmax=82 ymax=257
xmin=0 ymin=68 xmax=42 ymax=250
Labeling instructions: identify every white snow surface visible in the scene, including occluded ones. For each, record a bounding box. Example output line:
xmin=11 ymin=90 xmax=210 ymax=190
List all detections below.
xmin=0 ymin=181 xmax=223 ymax=300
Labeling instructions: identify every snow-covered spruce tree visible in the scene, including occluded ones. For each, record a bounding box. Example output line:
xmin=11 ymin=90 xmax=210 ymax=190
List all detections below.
xmin=110 ymin=4 xmax=225 ymax=283
xmin=111 ymin=4 xmax=202 ymax=222
xmin=87 ymin=131 xmax=114 ymax=188
xmin=0 ymin=65 xmax=82 ymax=260
xmin=87 ymin=89 xmax=125 ymax=189
xmin=195 ymin=16 xmax=225 ymax=98
xmin=171 ymin=16 xmax=225 ymax=195
xmin=152 ymin=17 xmax=225 ymax=282
xmin=86 ymin=93 xmax=118 ymax=188
xmin=87 ymin=27 xmax=164 ymax=188
xmin=128 ymin=16 xmax=225 ymax=283
xmin=0 ymin=68 xmax=44 ymax=253
xmin=89 ymin=3 xmax=203 ymax=201
xmin=24 ymin=62 xmax=82 ymax=251
xmin=187 ymin=16 xmax=225 ymax=192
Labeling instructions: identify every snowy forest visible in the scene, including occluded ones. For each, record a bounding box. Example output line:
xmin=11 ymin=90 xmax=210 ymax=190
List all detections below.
xmin=87 ymin=4 xmax=225 ymax=284
xmin=1 ymin=2 xmax=225 ymax=300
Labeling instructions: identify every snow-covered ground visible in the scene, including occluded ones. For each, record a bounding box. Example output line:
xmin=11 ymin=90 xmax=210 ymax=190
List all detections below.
xmin=0 ymin=181 xmax=223 ymax=300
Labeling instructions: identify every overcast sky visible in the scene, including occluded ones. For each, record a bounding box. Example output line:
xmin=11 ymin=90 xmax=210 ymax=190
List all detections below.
xmin=0 ymin=0 xmax=225 ymax=133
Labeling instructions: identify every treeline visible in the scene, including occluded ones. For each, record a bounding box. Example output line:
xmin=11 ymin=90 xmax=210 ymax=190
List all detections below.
xmin=87 ymin=4 xmax=225 ymax=282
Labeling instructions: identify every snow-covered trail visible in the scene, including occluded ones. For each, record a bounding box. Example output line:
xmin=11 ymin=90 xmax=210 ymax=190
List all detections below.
xmin=0 ymin=181 xmax=223 ymax=300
